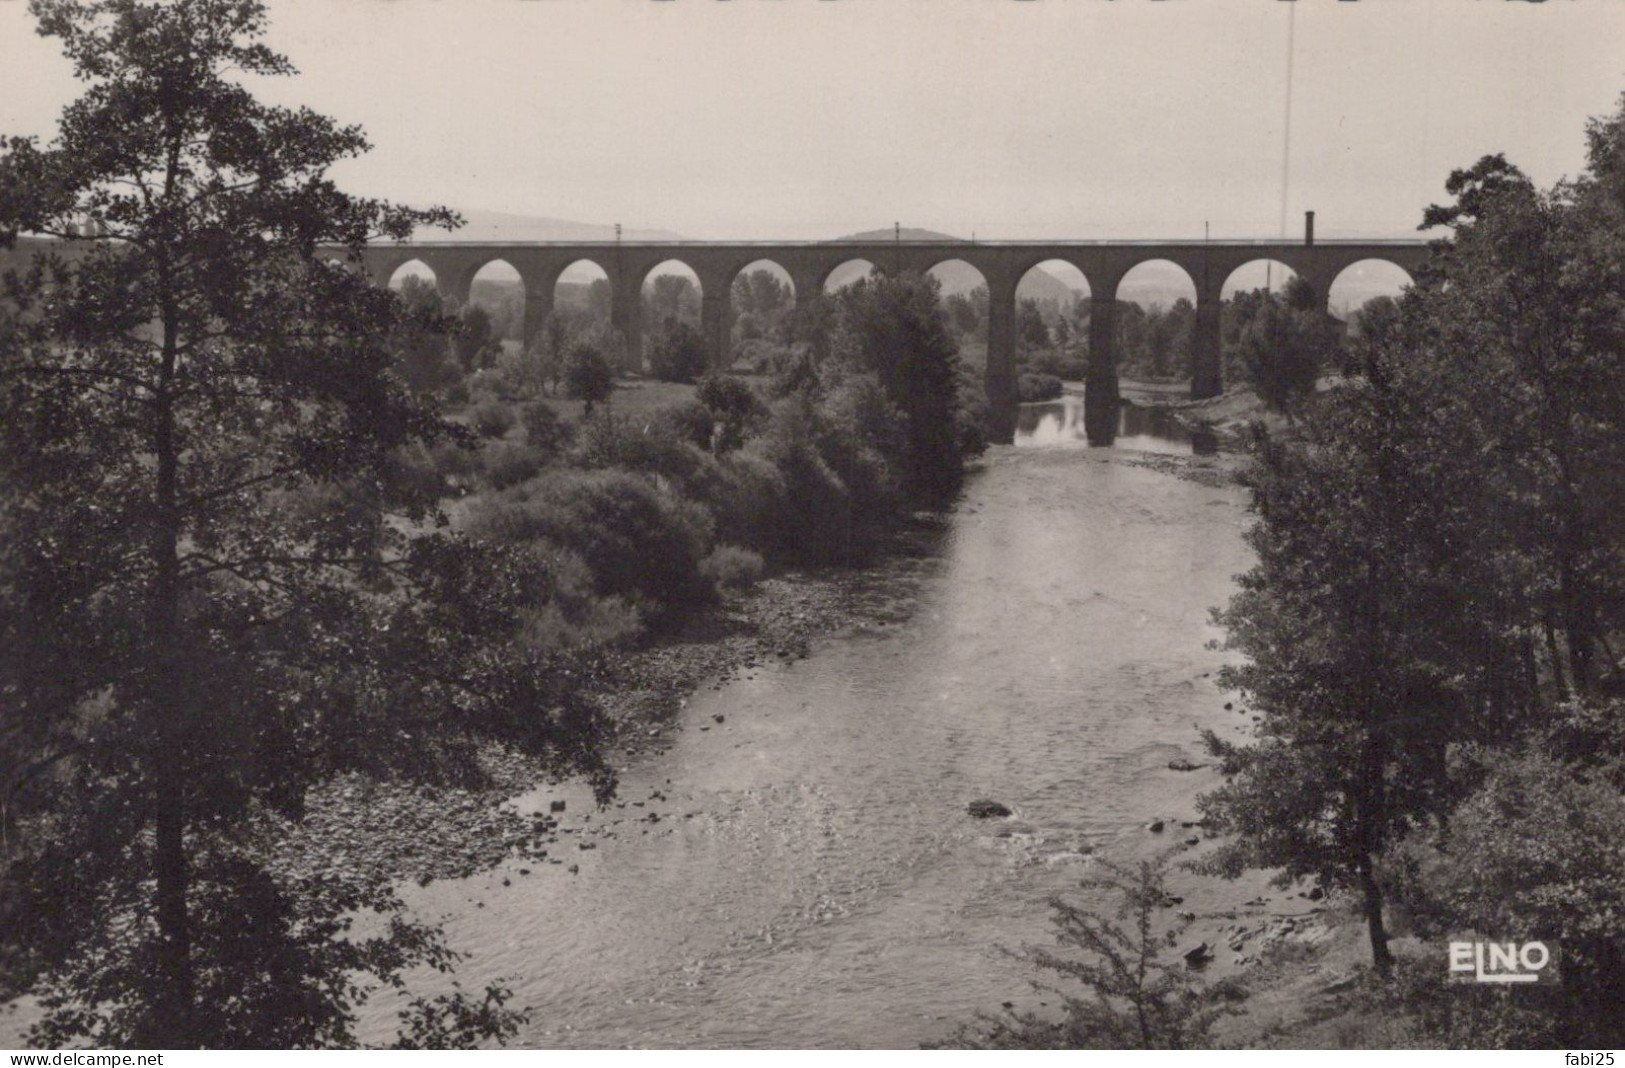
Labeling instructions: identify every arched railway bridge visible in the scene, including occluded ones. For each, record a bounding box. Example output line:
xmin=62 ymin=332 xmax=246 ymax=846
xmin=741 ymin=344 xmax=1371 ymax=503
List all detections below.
xmin=0 ymin=230 xmax=1429 ymax=442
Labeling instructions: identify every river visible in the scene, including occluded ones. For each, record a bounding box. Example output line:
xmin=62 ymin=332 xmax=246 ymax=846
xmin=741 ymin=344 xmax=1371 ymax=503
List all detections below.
xmin=356 ymin=395 xmax=1260 ymax=1048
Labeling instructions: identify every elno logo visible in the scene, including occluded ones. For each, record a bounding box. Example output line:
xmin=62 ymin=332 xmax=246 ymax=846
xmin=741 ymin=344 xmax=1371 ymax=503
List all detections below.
xmin=1448 ymin=939 xmax=1560 ymax=985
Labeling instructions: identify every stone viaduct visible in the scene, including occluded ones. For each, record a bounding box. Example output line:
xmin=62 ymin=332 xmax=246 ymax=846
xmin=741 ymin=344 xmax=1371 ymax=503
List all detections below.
xmin=0 ymin=229 xmax=1429 ymax=442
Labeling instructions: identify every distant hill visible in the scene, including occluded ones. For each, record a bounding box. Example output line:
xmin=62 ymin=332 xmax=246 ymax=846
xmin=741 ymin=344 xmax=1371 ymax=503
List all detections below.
xmin=837 ymin=227 xmax=965 ymax=244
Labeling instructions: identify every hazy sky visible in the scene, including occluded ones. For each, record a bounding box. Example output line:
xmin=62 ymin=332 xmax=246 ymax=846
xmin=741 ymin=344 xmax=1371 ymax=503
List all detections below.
xmin=3 ymin=0 xmax=1623 ymax=242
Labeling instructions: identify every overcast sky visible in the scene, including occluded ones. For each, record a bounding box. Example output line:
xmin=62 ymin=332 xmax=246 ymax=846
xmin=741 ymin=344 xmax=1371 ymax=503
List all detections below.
xmin=3 ymin=0 xmax=1623 ymax=242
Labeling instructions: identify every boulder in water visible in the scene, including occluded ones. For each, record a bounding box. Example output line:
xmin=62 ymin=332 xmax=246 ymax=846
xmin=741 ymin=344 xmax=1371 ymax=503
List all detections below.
xmin=967 ymin=799 xmax=1012 ymax=819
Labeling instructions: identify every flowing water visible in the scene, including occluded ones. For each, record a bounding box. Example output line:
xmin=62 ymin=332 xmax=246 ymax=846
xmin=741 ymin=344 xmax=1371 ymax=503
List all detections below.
xmin=356 ymin=401 xmax=1258 ymax=1049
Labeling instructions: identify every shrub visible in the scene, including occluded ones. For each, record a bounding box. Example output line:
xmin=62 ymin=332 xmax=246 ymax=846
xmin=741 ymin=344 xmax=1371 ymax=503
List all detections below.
xmin=731 ymin=337 xmax=794 ymax=375
xmin=747 ymin=394 xmax=857 ymax=566
xmin=518 ymin=401 xmax=574 ymax=455
xmin=1234 ymin=298 xmax=1334 ymax=412
xmin=650 ymin=400 xmax=716 ymax=451
xmin=465 ymin=468 xmax=715 ymax=610
xmin=470 ymin=400 xmax=516 ymax=439
xmin=563 ymin=343 xmax=615 ymax=414
xmin=1030 ymin=352 xmax=1088 ymax=381
xmin=1017 ymin=373 xmax=1064 ymax=403
xmin=696 ymin=373 xmax=765 ymax=453
xmin=381 ymin=442 xmax=451 ymax=510
xmin=647 ymin=321 xmax=708 ymax=383
xmin=710 ymin=451 xmax=788 ymax=551
xmin=700 ymin=544 xmax=765 ymax=593
xmin=1387 ymin=744 xmax=1625 ymax=1047
xmin=930 ymin=859 xmax=1240 ymax=1049
xmin=478 ymin=441 xmax=549 ymax=491
xmin=571 ymin=410 xmax=724 ymax=498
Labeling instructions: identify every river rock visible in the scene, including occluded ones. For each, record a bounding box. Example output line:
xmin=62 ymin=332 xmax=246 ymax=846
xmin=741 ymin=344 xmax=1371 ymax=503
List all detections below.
xmin=1167 ymin=759 xmax=1206 ymax=772
xmin=550 ymin=800 xmax=567 ymax=813
xmin=1183 ymin=942 xmax=1214 ymax=967
xmin=967 ymin=799 xmax=1012 ymax=819
xmin=1148 ymin=819 xmax=1166 ymax=833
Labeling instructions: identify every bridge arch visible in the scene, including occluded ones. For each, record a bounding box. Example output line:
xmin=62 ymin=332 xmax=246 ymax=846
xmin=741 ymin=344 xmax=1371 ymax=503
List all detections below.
xmin=641 ymin=259 xmax=703 ymax=332
xmin=551 ymin=258 xmax=613 ymax=331
xmin=822 ymin=258 xmax=878 ymax=294
xmin=927 ymin=258 xmax=991 ymax=370
xmin=466 ymin=258 xmax=524 ymax=342
xmin=1219 ymin=258 xmax=1298 ymax=300
xmin=727 ymin=259 xmax=797 ymax=371
xmin=1114 ymin=259 xmax=1198 ymax=384
xmin=1327 ymin=258 xmax=1414 ymax=322
xmin=386 ymin=258 xmax=438 ymax=292
xmin=1016 ymin=260 xmax=1091 ymax=368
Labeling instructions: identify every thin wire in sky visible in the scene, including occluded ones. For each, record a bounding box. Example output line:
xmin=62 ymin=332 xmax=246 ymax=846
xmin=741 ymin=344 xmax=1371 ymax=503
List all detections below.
xmin=1279 ymin=3 xmax=1296 ymax=243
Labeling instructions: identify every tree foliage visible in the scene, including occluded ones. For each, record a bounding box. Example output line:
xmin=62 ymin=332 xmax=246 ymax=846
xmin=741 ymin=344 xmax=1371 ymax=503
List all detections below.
xmin=0 ymin=0 xmax=610 ymax=1047
xmin=827 ymin=271 xmax=978 ymax=500
xmin=932 ymin=860 xmax=1239 ymax=1049
xmin=647 ymin=319 xmax=707 ymax=383
xmin=1202 ymin=91 xmax=1625 ymax=1038
xmin=563 ymin=341 xmax=615 ymax=414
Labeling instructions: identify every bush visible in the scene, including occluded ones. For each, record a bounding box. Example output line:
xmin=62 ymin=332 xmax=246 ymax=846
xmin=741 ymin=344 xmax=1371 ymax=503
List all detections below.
xmin=381 ymin=442 xmax=451 ymax=510
xmin=564 ymin=343 xmax=615 ymax=414
xmin=470 ymin=400 xmax=516 ymax=439
xmin=731 ymin=337 xmax=795 ymax=375
xmin=1017 ymin=373 xmax=1064 ymax=403
xmin=1387 ymin=744 xmax=1625 ymax=1047
xmin=931 ymin=859 xmax=1240 ymax=1049
xmin=571 ymin=410 xmax=725 ymax=497
xmin=710 ymin=451 xmax=788 ymax=551
xmin=696 ymin=373 xmax=765 ymax=453
xmin=700 ymin=544 xmax=765 ymax=593
xmin=747 ymin=394 xmax=858 ymax=566
xmin=465 ymin=468 xmax=715 ymax=610
xmin=650 ymin=400 xmax=716 ymax=451
xmin=1030 ymin=352 xmax=1088 ymax=381
xmin=1234 ymin=299 xmax=1334 ymax=412
xmin=478 ymin=441 xmax=549 ymax=491
xmin=647 ymin=321 xmax=708 ymax=383
xmin=518 ymin=401 xmax=574 ymax=455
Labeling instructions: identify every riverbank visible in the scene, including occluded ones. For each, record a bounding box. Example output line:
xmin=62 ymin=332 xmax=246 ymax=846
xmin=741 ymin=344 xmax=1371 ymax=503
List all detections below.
xmin=1118 ymin=378 xmax=1283 ymax=450
xmin=355 ymin=443 xmax=1374 ymax=1050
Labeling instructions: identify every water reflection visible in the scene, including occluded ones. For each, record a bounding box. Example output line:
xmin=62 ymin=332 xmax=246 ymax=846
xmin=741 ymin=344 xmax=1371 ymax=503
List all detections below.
xmin=1015 ymin=393 xmax=1216 ymax=455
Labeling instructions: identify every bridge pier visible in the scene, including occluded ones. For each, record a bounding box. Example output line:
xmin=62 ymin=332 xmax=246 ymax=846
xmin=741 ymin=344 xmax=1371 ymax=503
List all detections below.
xmin=701 ymin=291 xmax=729 ymax=372
xmin=611 ymin=284 xmax=642 ymax=374
xmin=424 ymin=258 xmax=469 ymax=308
xmin=1085 ymin=296 xmax=1120 ymax=446
xmin=985 ymin=283 xmax=1018 ymax=445
xmin=1191 ymin=298 xmax=1222 ymax=400
xmin=791 ymin=269 xmax=824 ymax=309
xmin=522 ymin=287 xmax=553 ymax=347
